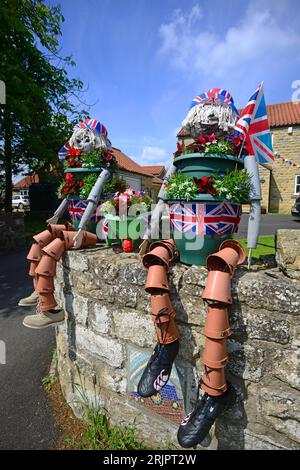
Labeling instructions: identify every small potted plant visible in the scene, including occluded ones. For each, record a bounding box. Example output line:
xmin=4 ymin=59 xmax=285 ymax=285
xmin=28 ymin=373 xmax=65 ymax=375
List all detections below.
xmin=102 ymin=188 xmax=151 ymax=251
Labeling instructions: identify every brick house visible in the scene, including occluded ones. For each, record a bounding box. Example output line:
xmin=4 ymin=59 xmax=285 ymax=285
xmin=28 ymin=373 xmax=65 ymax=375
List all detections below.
xmin=178 ymin=101 xmax=300 ymax=214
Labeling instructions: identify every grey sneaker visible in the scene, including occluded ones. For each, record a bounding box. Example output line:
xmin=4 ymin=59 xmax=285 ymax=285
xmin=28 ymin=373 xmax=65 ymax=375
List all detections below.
xmin=18 ymin=291 xmax=39 ymax=307
xmin=23 ymin=309 xmax=65 ymax=329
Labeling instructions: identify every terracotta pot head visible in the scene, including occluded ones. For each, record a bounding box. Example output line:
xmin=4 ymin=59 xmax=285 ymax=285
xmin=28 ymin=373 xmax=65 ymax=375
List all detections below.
xmin=33 ymin=229 xmax=53 ymax=247
xmin=202 ymin=337 xmax=228 ymax=369
xmin=27 ymin=243 xmax=43 ymax=262
xmin=204 ymin=306 xmax=231 ymax=339
xmin=36 ymin=275 xmax=55 ymax=294
xmin=35 ymin=255 xmax=57 ymax=277
xmin=28 ymin=260 xmax=39 ymax=277
xmin=143 ymin=246 xmax=170 ymax=269
xmin=42 ymin=238 xmax=66 ymax=261
xmin=202 ymin=270 xmax=232 ymax=305
xmin=219 ymin=239 xmax=246 ymax=266
xmin=200 ymin=367 xmax=227 ymax=396
xmin=39 ymin=292 xmax=57 ymax=312
xmin=145 ymin=264 xmax=169 ymax=294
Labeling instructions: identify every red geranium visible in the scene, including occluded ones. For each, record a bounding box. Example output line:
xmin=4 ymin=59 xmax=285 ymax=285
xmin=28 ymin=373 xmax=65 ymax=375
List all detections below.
xmin=67 ymin=148 xmax=81 ymax=156
xmin=194 ymin=176 xmax=217 ymax=196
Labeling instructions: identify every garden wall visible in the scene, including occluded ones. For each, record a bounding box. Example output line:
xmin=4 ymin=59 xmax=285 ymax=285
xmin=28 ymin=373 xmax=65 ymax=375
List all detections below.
xmin=55 ymin=234 xmax=300 ymax=450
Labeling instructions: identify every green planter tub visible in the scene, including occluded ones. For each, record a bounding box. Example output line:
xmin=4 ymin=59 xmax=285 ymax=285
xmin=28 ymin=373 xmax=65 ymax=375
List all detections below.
xmin=104 ymin=212 xmax=148 ymax=248
xmin=166 ymin=196 xmax=243 ymax=265
xmin=173 ymin=153 xmax=244 ymax=179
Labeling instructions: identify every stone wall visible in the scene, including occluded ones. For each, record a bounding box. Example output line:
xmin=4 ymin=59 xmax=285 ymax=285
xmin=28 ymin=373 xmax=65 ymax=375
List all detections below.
xmin=0 ymin=212 xmax=26 ymax=252
xmin=55 ymin=246 xmax=300 ymax=450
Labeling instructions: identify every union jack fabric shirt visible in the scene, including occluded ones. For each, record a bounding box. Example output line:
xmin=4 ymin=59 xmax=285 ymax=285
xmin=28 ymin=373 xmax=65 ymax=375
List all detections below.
xmin=168 ymin=202 xmax=241 ymax=236
xmin=58 ymin=142 xmax=71 ymax=162
xmin=68 ymin=199 xmax=103 ymax=223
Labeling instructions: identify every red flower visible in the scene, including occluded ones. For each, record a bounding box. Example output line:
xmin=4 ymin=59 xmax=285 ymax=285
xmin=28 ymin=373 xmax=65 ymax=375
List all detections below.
xmin=177 ymin=142 xmax=183 ymax=151
xmin=67 ymin=148 xmax=81 ymax=156
xmin=208 ymin=133 xmax=216 ymax=143
xmin=197 ymin=135 xmax=206 ymax=145
xmin=65 ymin=173 xmax=74 ymax=183
xmin=79 ymin=180 xmax=84 ymax=187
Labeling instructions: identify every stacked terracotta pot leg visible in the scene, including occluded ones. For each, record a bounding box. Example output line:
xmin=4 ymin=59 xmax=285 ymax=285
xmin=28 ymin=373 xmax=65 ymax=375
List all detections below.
xmin=143 ymin=239 xmax=180 ymax=345
xmin=26 ymin=223 xmax=97 ymax=312
xmin=177 ymin=239 xmax=246 ymax=449
xmin=200 ymin=240 xmax=246 ymax=396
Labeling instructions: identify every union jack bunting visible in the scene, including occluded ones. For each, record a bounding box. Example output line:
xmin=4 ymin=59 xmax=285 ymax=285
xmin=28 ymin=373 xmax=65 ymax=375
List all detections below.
xmin=68 ymin=199 xmax=103 ymax=223
xmin=190 ymin=88 xmax=239 ymax=115
xmin=102 ymin=217 xmax=109 ymax=239
xmin=74 ymin=118 xmax=107 ymax=137
xmin=169 ymin=202 xmax=241 ymax=236
xmin=58 ymin=141 xmax=71 ymax=162
xmin=235 ymin=83 xmax=274 ymax=165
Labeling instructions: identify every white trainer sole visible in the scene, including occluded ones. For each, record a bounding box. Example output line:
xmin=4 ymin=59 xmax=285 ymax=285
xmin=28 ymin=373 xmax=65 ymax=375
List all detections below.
xmin=18 ymin=301 xmax=38 ymax=307
xmin=22 ymin=319 xmax=65 ymax=329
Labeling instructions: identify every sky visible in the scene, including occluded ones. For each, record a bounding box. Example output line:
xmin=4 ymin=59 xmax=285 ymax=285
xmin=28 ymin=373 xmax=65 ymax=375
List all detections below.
xmin=49 ymin=0 xmax=300 ymax=167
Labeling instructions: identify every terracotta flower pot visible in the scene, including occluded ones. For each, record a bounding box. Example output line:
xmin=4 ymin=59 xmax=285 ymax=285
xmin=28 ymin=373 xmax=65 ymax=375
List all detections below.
xmin=207 ymin=247 xmax=239 ymax=274
xmin=155 ymin=318 xmax=180 ymax=345
xmin=27 ymin=243 xmax=43 ymax=262
xmin=64 ymin=222 xmax=75 ymax=232
xmin=143 ymin=246 xmax=170 ymax=269
xmin=219 ymin=239 xmax=246 ymax=266
xmin=48 ymin=224 xmax=68 ymax=238
xmin=202 ymin=270 xmax=232 ymax=305
xmin=33 ymin=229 xmax=53 ymax=247
xmin=35 ymin=255 xmax=57 ymax=277
xmin=149 ymin=239 xmax=179 ymax=262
xmin=60 ymin=230 xmax=76 ymax=250
xmin=151 ymin=293 xmax=175 ymax=322
xmin=202 ymin=337 xmax=228 ymax=368
xmin=42 ymin=238 xmax=66 ymax=261
xmin=36 ymin=275 xmax=55 ymax=294
xmin=28 ymin=260 xmax=39 ymax=277
xmin=145 ymin=265 xmax=169 ymax=294
xmin=200 ymin=366 xmax=227 ymax=396
xmin=204 ymin=306 xmax=231 ymax=339
xmin=81 ymin=231 xmax=97 ymax=248
xmin=39 ymin=292 xmax=57 ymax=312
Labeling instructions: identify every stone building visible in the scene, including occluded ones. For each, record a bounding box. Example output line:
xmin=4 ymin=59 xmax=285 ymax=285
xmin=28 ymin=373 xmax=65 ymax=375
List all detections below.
xmin=177 ymin=101 xmax=300 ymax=214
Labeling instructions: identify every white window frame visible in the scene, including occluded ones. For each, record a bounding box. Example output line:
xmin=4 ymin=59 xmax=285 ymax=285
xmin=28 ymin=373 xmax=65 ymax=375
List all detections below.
xmin=294 ymin=175 xmax=300 ymax=195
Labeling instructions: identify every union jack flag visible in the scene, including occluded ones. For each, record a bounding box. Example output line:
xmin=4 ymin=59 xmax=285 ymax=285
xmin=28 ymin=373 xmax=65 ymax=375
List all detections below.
xmin=58 ymin=141 xmax=71 ymax=162
xmin=190 ymin=88 xmax=239 ymax=115
xmin=74 ymin=118 xmax=107 ymax=137
xmin=102 ymin=217 xmax=109 ymax=239
xmin=235 ymin=83 xmax=274 ymax=165
xmin=68 ymin=199 xmax=103 ymax=223
xmin=169 ymin=202 xmax=241 ymax=236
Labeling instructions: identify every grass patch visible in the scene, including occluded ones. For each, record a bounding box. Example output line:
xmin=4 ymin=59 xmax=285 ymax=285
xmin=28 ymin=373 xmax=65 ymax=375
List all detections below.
xmin=236 ymin=235 xmax=275 ymax=258
xmin=46 ymin=374 xmax=148 ymax=450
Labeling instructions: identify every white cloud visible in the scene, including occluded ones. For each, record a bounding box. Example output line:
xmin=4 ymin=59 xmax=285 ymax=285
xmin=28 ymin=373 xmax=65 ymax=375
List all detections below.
xmin=158 ymin=2 xmax=300 ymax=79
xmin=141 ymin=146 xmax=168 ymax=165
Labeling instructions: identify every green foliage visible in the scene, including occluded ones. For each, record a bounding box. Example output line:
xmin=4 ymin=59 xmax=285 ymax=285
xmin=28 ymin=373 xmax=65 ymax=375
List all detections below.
xmin=165 ymin=173 xmax=198 ymax=200
xmin=103 ymin=175 xmax=127 ymax=194
xmin=81 ymin=150 xmax=103 ymax=169
xmin=204 ymin=139 xmax=233 ymax=155
xmin=73 ymin=383 xmax=145 ymax=450
xmin=42 ymin=374 xmax=57 ymax=391
xmin=0 ymin=0 xmax=88 ymax=210
xmin=79 ymin=173 xmax=98 ymax=199
xmin=214 ymin=166 xmax=251 ymax=203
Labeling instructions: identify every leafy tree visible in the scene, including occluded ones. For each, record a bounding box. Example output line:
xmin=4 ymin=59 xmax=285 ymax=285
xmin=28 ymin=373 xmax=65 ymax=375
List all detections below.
xmin=0 ymin=0 xmax=88 ymax=211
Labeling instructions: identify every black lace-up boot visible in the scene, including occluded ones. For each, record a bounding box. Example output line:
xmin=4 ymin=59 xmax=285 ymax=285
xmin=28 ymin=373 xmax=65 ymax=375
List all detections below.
xmin=137 ymin=340 xmax=179 ymax=397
